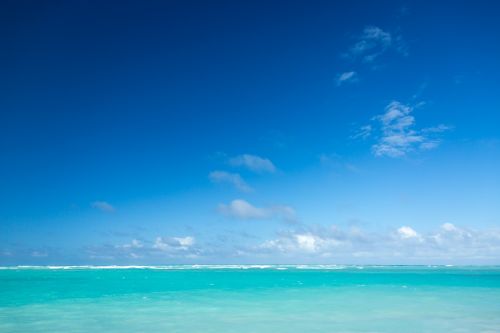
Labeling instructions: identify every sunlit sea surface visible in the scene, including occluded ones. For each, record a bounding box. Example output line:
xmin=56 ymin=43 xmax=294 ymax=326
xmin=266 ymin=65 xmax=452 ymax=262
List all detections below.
xmin=1 ymin=265 xmax=500 ymax=333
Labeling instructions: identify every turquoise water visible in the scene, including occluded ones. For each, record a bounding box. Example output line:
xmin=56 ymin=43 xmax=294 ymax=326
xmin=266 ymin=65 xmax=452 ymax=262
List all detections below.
xmin=1 ymin=266 xmax=500 ymax=333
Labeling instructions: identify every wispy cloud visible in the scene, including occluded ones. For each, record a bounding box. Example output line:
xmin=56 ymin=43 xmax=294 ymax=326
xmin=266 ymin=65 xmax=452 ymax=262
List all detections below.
xmin=336 ymin=71 xmax=358 ymax=86
xmin=319 ymin=153 xmax=360 ymax=173
xmin=0 ymin=250 xmax=12 ymax=257
xmin=421 ymin=124 xmax=453 ymax=134
xmin=229 ymin=154 xmax=276 ymax=173
xmin=351 ymin=125 xmax=372 ymax=140
xmin=117 ymin=239 xmax=143 ymax=249
xmin=219 ymin=199 xmax=269 ymax=219
xmin=91 ymin=201 xmax=115 ymax=213
xmin=31 ymin=251 xmax=48 ymax=257
xmin=355 ymin=101 xmax=451 ymax=158
xmin=218 ymin=199 xmax=296 ymax=223
xmin=209 ymin=170 xmax=253 ymax=192
xmin=345 ymin=26 xmax=406 ymax=64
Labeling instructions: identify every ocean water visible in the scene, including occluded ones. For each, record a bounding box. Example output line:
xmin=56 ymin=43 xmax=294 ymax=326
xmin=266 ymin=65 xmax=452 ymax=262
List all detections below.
xmin=1 ymin=266 xmax=500 ymax=333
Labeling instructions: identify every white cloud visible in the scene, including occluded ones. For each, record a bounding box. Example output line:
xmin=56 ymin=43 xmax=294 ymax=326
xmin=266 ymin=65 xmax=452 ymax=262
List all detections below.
xmin=218 ymin=199 xmax=270 ymax=219
xmin=419 ymin=141 xmax=440 ymax=151
xmin=218 ymin=199 xmax=296 ymax=223
xmin=91 ymin=201 xmax=115 ymax=212
xmin=273 ymin=205 xmax=297 ymax=222
xmin=258 ymin=230 xmax=344 ymax=256
xmin=339 ymin=26 xmax=408 ymax=83
xmin=84 ymin=223 xmax=500 ymax=263
xmin=442 ymin=222 xmax=458 ymax=232
xmin=397 ymin=226 xmax=420 ymax=239
xmin=209 ymin=170 xmax=252 ymax=192
xmin=351 ymin=125 xmax=372 ymax=140
xmin=118 ymin=239 xmax=143 ymax=249
xmin=295 ymin=233 xmax=320 ymax=252
xmin=153 ymin=236 xmax=195 ymax=252
xmin=260 ymin=233 xmax=324 ymax=253
xmin=319 ymin=153 xmax=360 ymax=173
xmin=346 ymin=26 xmax=405 ymax=64
xmin=355 ymin=101 xmax=450 ymax=158
xmin=253 ymin=223 xmax=500 ymax=263
xmin=421 ymin=124 xmax=453 ymax=133
xmin=174 ymin=236 xmax=195 ymax=247
xmin=86 ymin=235 xmax=199 ymax=261
xmin=432 ymin=223 xmax=473 ymax=245
xmin=336 ymin=71 xmax=358 ymax=86
xmin=229 ymin=154 xmax=276 ymax=173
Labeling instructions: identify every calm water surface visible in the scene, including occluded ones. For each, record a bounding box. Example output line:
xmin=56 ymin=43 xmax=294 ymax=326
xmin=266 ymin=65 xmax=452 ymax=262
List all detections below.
xmin=1 ymin=265 xmax=499 ymax=333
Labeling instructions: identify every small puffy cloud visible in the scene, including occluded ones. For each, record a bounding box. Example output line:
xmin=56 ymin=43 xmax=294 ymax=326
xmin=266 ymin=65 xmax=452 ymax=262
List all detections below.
xmin=259 ymin=233 xmax=323 ymax=253
xmin=153 ymin=236 xmax=195 ymax=252
xmin=229 ymin=154 xmax=276 ymax=173
xmin=218 ymin=199 xmax=296 ymax=223
xmin=91 ymin=201 xmax=115 ymax=212
xmin=397 ymin=226 xmax=420 ymax=239
xmin=354 ymin=101 xmax=451 ymax=158
xmin=258 ymin=227 xmax=346 ymax=255
xmin=175 ymin=236 xmax=195 ymax=247
xmin=336 ymin=71 xmax=358 ymax=86
xmin=432 ymin=223 xmax=473 ymax=244
xmin=209 ymin=171 xmax=252 ymax=192
xmin=295 ymin=233 xmax=320 ymax=252
xmin=442 ymin=222 xmax=458 ymax=232
xmin=86 ymin=235 xmax=199 ymax=261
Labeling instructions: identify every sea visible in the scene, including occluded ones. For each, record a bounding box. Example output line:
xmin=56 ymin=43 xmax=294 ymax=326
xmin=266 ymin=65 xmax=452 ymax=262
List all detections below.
xmin=1 ymin=265 xmax=499 ymax=332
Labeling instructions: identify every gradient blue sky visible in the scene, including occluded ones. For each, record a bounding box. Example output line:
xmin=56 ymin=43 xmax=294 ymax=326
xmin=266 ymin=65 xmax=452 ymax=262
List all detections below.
xmin=1 ymin=0 xmax=500 ymax=265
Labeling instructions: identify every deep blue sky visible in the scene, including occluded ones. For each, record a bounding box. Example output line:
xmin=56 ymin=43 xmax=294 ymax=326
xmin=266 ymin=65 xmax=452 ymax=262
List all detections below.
xmin=1 ymin=0 xmax=500 ymax=265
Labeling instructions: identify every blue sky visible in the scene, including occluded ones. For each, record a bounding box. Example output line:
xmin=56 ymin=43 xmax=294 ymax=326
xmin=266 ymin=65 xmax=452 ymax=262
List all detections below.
xmin=1 ymin=0 xmax=500 ymax=265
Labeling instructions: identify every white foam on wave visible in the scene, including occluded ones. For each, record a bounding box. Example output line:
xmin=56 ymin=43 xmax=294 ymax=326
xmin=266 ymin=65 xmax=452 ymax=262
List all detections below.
xmin=0 ymin=264 xmax=486 ymax=270
xmin=0 ymin=264 xmax=346 ymax=270
xmin=295 ymin=265 xmax=347 ymax=270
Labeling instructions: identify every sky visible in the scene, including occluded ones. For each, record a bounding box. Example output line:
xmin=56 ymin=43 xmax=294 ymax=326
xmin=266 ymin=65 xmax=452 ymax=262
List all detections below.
xmin=1 ymin=0 xmax=500 ymax=265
